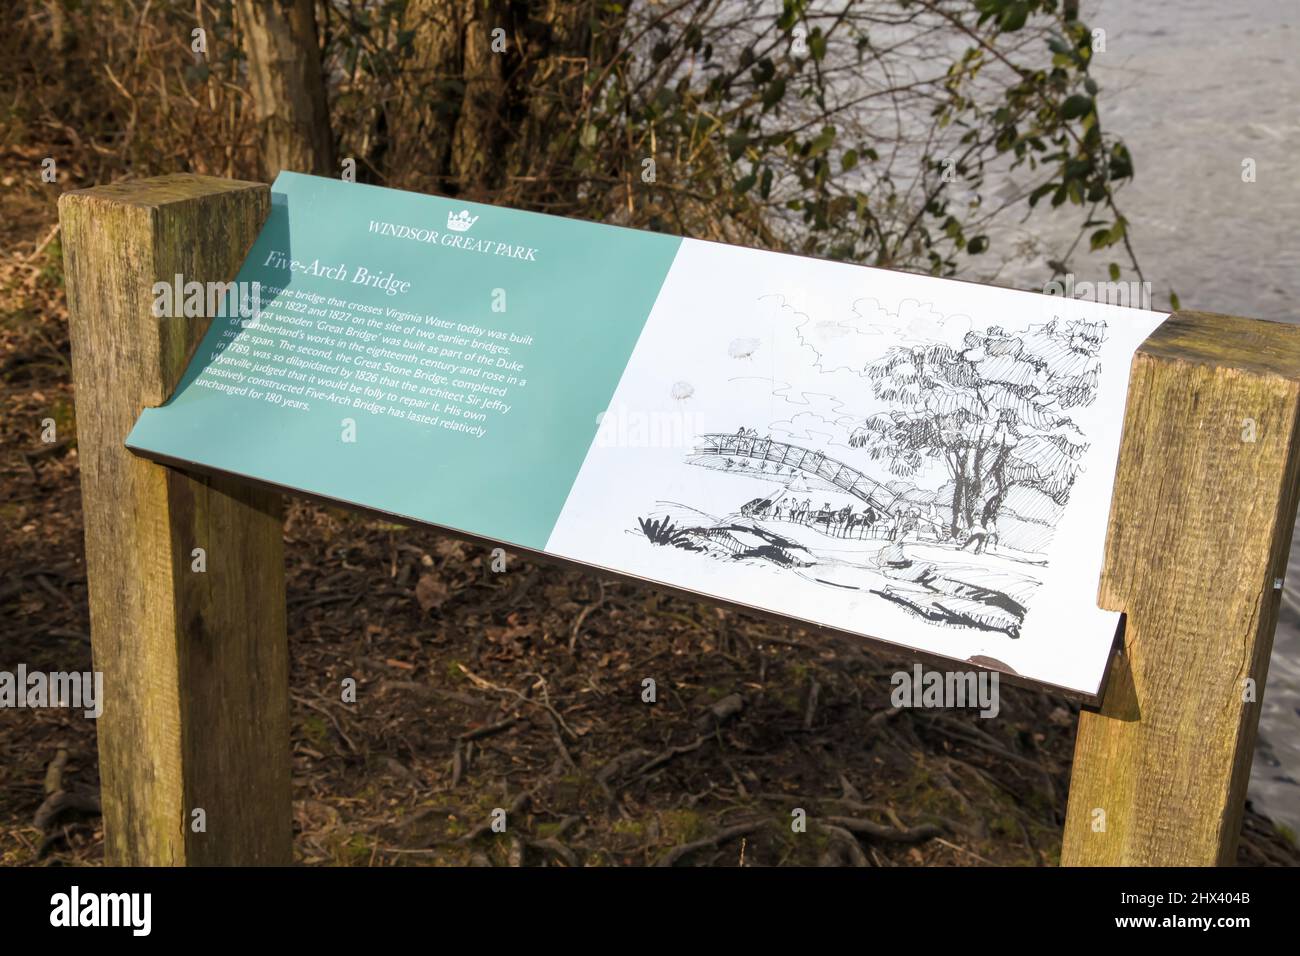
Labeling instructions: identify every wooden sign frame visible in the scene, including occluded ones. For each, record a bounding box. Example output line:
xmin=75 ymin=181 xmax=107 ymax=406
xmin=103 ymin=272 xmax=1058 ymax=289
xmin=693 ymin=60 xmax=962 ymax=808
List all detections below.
xmin=60 ymin=174 xmax=1300 ymax=866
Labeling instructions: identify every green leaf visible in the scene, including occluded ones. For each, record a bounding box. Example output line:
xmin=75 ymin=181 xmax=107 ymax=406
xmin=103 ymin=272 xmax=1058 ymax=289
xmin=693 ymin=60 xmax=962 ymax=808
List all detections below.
xmin=842 ymin=149 xmax=858 ymax=171
xmin=777 ymin=0 xmax=799 ymax=31
xmin=1108 ymin=262 xmax=1121 ymax=281
xmin=1169 ymin=290 xmax=1181 ymax=311
xmin=1089 ymin=220 xmax=1126 ymax=251
xmin=809 ymin=31 xmax=827 ymax=61
xmin=807 ymin=127 xmax=836 ymax=158
xmin=1028 ymin=181 xmax=1056 ymax=207
xmin=1109 ymin=144 xmax=1134 ymax=180
xmin=999 ymin=2 xmax=1029 ymax=32
xmin=1061 ymin=94 xmax=1094 ymax=120
xmin=1024 ymin=183 xmax=1055 ymax=208
xmin=762 ymin=77 xmax=787 ymax=110
xmin=967 ymin=235 xmax=989 ymax=254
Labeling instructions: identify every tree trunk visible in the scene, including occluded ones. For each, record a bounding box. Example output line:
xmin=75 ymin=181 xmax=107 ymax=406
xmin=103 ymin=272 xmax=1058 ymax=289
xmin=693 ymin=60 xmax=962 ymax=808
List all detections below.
xmin=389 ymin=0 xmax=513 ymax=198
xmin=981 ymin=485 xmax=1011 ymax=525
xmin=388 ymin=1 xmax=613 ymax=203
xmin=980 ymin=446 xmax=1013 ymax=524
xmin=450 ymin=1 xmax=509 ymax=198
xmin=387 ymin=0 xmax=465 ymax=193
xmin=949 ymin=450 xmax=965 ymax=538
xmin=963 ymin=444 xmax=983 ymax=529
xmin=499 ymin=1 xmax=600 ymax=192
xmin=237 ymin=0 xmax=334 ymax=179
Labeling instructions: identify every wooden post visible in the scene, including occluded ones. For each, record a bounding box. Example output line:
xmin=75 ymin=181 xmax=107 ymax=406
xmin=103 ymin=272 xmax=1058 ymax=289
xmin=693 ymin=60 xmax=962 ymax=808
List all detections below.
xmin=1063 ymin=310 xmax=1300 ymax=866
xmin=60 ymin=174 xmax=291 ymax=865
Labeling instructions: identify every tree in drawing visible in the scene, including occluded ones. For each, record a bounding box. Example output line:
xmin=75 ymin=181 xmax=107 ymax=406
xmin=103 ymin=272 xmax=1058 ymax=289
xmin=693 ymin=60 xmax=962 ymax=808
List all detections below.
xmin=849 ymin=318 xmax=1104 ymax=538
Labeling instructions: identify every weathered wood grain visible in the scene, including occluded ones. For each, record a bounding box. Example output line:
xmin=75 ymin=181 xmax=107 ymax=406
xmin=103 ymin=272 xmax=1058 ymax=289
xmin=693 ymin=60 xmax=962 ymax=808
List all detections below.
xmin=60 ymin=173 xmax=290 ymax=865
xmin=1062 ymin=310 xmax=1300 ymax=866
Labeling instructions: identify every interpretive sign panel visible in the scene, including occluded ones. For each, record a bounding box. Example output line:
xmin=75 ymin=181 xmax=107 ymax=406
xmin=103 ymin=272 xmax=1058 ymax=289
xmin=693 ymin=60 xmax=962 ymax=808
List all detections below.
xmin=126 ymin=172 xmax=1165 ymax=697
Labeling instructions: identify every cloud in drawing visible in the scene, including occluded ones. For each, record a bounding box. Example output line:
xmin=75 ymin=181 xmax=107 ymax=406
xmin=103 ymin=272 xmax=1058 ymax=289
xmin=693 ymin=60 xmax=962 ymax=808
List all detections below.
xmin=793 ymin=296 xmax=972 ymax=375
xmin=768 ymin=411 xmax=854 ymax=449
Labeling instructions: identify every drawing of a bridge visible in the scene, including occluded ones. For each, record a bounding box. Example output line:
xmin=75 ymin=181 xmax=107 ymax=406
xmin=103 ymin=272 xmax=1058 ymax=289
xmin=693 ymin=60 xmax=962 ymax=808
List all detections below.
xmin=693 ymin=432 xmax=934 ymax=523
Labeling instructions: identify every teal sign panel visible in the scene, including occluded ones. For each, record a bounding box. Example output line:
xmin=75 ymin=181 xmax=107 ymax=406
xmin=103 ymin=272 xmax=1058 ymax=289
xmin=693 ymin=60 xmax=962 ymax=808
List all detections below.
xmin=128 ymin=172 xmax=682 ymax=548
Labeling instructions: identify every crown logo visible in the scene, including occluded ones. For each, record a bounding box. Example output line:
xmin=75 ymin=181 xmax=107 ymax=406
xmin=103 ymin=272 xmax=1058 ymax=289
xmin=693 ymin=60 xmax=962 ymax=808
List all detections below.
xmin=447 ymin=210 xmax=478 ymax=233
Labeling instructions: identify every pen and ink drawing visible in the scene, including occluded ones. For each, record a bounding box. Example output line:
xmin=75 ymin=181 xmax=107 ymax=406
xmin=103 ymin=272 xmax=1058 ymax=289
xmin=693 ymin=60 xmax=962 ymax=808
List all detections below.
xmin=634 ymin=294 xmax=1107 ymax=641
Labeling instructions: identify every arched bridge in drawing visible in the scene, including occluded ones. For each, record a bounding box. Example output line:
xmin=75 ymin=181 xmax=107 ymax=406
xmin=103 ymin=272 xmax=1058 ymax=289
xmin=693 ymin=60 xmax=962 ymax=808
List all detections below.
xmin=693 ymin=433 xmax=932 ymax=522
